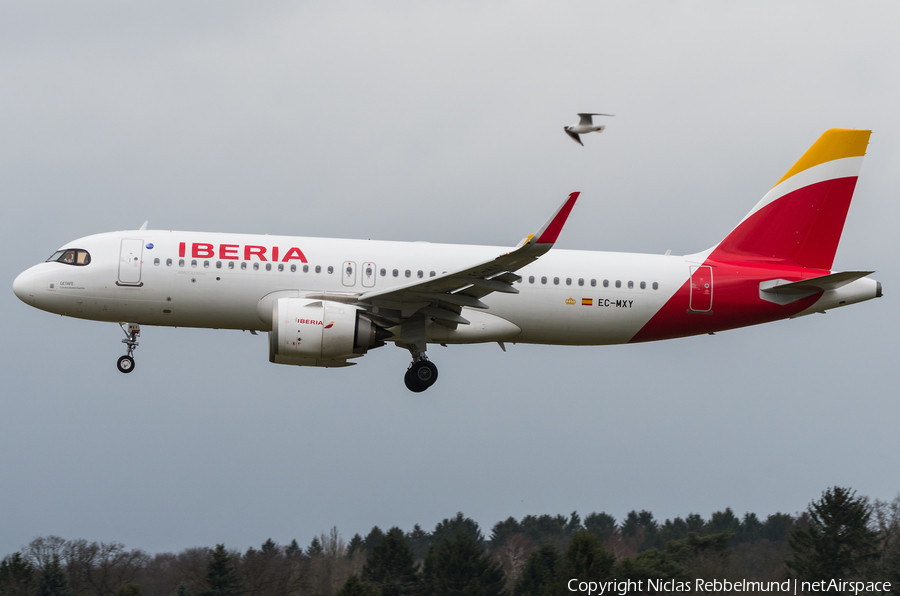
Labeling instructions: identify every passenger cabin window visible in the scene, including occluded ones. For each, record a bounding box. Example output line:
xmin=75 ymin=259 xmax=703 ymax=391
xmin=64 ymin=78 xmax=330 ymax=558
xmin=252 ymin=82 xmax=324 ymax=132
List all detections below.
xmin=392 ymin=269 xmax=399 ymax=277
xmin=591 ymin=279 xmax=597 ymax=287
xmin=191 ymin=260 xmax=197 ymax=268
xmin=241 ymin=262 xmax=247 ymax=270
xmin=553 ymin=277 xmax=559 ymax=285
xmin=290 ymin=264 xmax=296 ymax=272
xmin=640 ymin=281 xmax=646 ymax=289
xmin=615 ymin=280 xmax=621 ymax=288
xmin=653 ymin=282 xmax=659 ymax=290
xmin=179 ymin=259 xmax=185 ymax=267
xmin=430 ymin=271 xmax=436 ymax=277
xmin=566 ymin=278 xmax=572 ymax=286
xmin=204 ymin=260 xmax=210 ymax=268
xmin=315 ymin=265 xmax=321 ymax=273
xmin=253 ymin=263 xmax=259 ymax=271
xmin=628 ymin=281 xmax=633 ymax=289
xmin=47 ymin=249 xmax=92 ymax=266
xmin=216 ymin=261 xmax=222 ymax=269
xmin=228 ymin=262 xmax=235 ymax=270
xmin=380 ymin=268 xmax=386 ymax=277
xmin=578 ymin=278 xmax=584 ymax=286
xmin=529 ymin=276 xmax=535 ymax=283
xmin=303 ymin=265 xmax=309 ymax=273
xmin=417 ymin=270 xmax=423 ymax=278
xmin=327 ymin=266 xmax=333 ymax=274
xmin=154 ymin=258 xmax=160 ymax=266
xmin=265 ymin=263 xmax=272 ymax=271
xmin=166 ymin=258 xmax=173 ymax=266
xmin=541 ymin=276 xmax=547 ymax=284
xmin=279 ymin=264 xmax=285 ymax=272
xmin=603 ymin=279 xmax=609 ymax=287
xmin=405 ymin=270 xmax=411 ymax=278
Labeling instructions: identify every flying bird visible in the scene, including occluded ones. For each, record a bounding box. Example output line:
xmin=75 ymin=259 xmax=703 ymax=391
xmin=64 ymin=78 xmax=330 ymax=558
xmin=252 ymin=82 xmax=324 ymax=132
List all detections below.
xmin=564 ymin=113 xmax=614 ymax=146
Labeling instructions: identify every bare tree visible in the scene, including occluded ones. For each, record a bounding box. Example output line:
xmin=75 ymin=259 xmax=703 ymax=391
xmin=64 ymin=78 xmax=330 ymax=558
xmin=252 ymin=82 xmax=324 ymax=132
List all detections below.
xmin=492 ymin=534 xmax=537 ymax=594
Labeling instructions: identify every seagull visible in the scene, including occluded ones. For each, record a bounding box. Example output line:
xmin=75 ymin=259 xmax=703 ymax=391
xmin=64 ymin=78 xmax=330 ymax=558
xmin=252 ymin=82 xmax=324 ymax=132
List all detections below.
xmin=564 ymin=113 xmax=614 ymax=146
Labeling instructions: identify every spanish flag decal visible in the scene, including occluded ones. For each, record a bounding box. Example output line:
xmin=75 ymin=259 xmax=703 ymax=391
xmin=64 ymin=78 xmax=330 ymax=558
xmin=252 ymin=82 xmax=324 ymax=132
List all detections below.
xmin=582 ymin=298 xmax=592 ymax=306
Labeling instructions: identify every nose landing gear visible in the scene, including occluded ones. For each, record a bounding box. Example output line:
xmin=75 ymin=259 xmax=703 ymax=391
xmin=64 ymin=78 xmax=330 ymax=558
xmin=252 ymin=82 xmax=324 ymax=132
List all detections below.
xmin=117 ymin=323 xmax=140 ymax=374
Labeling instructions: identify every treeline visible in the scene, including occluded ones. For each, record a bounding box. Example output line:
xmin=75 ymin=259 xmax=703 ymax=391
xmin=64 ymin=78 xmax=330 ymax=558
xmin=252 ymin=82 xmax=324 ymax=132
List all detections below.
xmin=2 ymin=488 xmax=899 ymax=596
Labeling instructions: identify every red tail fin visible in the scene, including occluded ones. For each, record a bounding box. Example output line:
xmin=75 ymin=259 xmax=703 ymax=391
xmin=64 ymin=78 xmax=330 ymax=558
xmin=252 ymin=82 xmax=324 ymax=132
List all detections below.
xmin=711 ymin=129 xmax=870 ymax=269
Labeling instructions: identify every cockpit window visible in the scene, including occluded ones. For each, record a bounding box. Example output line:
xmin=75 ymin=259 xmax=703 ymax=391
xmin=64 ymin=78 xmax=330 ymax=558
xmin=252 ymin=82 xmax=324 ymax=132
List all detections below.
xmin=47 ymin=249 xmax=91 ymax=266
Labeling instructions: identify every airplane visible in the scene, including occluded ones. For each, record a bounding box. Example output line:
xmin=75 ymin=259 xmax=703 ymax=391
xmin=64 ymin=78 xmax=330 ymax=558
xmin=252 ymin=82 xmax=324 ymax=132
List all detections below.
xmin=12 ymin=129 xmax=882 ymax=392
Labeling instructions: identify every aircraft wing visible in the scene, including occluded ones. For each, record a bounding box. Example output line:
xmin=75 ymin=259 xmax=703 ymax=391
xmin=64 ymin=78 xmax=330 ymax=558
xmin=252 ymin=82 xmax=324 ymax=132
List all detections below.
xmin=354 ymin=192 xmax=579 ymax=326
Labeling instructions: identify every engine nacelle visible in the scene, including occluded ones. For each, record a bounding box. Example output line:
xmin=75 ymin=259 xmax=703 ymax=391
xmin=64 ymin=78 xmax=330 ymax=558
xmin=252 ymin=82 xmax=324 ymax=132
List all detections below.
xmin=268 ymin=298 xmax=390 ymax=367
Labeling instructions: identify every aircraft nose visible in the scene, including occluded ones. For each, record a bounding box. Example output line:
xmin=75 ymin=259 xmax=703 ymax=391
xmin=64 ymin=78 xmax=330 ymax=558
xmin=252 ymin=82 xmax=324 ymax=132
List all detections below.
xmin=13 ymin=269 xmax=35 ymax=306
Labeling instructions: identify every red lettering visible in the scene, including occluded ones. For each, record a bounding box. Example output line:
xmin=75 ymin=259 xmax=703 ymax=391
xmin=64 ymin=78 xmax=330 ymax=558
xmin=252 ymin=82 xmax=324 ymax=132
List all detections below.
xmin=244 ymin=245 xmax=267 ymax=261
xmin=272 ymin=246 xmax=279 ymax=262
xmin=192 ymin=243 xmax=214 ymax=258
xmin=281 ymin=247 xmax=308 ymax=263
xmin=219 ymin=244 xmax=239 ymax=260
xmin=179 ymin=242 xmax=185 ymax=258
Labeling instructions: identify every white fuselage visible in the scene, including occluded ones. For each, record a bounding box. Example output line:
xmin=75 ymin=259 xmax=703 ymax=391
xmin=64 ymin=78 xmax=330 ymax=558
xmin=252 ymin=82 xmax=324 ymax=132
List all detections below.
xmin=15 ymin=230 xmax=688 ymax=346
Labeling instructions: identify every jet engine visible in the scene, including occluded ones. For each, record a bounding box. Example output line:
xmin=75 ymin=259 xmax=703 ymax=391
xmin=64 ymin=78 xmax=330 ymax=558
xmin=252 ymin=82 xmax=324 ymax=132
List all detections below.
xmin=268 ymin=298 xmax=392 ymax=367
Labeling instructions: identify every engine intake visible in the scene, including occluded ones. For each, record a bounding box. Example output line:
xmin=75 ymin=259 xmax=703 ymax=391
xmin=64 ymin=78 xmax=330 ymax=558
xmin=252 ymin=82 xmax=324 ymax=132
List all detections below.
xmin=268 ymin=298 xmax=391 ymax=367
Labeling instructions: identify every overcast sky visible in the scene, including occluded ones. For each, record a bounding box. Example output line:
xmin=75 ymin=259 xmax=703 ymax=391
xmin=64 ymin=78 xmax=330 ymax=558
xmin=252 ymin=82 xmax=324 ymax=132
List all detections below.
xmin=2 ymin=1 xmax=899 ymax=557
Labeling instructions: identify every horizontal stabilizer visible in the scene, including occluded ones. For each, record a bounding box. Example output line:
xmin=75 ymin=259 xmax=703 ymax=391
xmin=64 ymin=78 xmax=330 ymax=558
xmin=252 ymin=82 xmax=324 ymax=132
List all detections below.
xmin=759 ymin=271 xmax=874 ymax=305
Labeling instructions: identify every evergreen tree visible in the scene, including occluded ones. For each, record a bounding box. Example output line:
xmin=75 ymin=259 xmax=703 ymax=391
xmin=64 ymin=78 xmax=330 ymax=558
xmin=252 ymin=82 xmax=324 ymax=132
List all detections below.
xmin=347 ymin=536 xmax=364 ymax=558
xmin=736 ymin=512 xmax=763 ymax=544
xmin=513 ymin=544 xmax=558 ymax=596
xmin=285 ymin=540 xmax=303 ymax=558
xmin=0 ymin=552 xmax=36 ymax=596
xmin=362 ymin=528 xmax=418 ymax=596
xmin=657 ymin=517 xmax=689 ymax=545
xmin=564 ymin=513 xmax=582 ymax=537
xmin=175 ymin=582 xmax=193 ymax=596
xmin=761 ymin=513 xmax=795 ymax=542
xmin=35 ymin=557 xmax=71 ymax=596
xmin=307 ymin=537 xmax=324 ymax=557
xmin=405 ymin=526 xmax=431 ymax=562
xmin=684 ymin=514 xmax=705 ymax=535
xmin=199 ymin=545 xmax=242 ymax=596
xmin=363 ymin=528 xmax=385 ymax=557
xmin=615 ymin=550 xmax=688 ymax=584
xmin=420 ymin=531 xmax=504 ymax=596
xmin=787 ymin=487 xmax=879 ymax=581
xmin=115 ymin=585 xmax=142 ymax=596
xmin=336 ymin=575 xmax=378 ymax=596
xmin=583 ymin=514 xmax=617 ymax=544
xmin=706 ymin=508 xmax=740 ymax=539
xmin=489 ymin=519 xmax=522 ymax=552
xmin=620 ymin=511 xmax=659 ymax=551
xmin=260 ymin=540 xmax=277 ymax=555
xmin=431 ymin=514 xmax=484 ymax=551
xmin=559 ymin=533 xmax=614 ymax=585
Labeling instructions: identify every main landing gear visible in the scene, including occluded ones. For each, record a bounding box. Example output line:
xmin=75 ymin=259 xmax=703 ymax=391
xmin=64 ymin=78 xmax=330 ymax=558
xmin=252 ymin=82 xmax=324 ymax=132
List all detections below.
xmin=402 ymin=340 xmax=438 ymax=392
xmin=117 ymin=323 xmax=140 ymax=374
xmin=405 ymin=359 xmax=438 ymax=392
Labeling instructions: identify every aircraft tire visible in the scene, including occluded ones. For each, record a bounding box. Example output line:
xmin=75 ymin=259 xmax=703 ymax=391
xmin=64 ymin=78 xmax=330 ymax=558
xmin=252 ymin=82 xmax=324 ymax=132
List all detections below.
xmin=415 ymin=361 xmax=438 ymax=386
xmin=117 ymin=355 xmax=135 ymax=374
xmin=404 ymin=368 xmax=427 ymax=392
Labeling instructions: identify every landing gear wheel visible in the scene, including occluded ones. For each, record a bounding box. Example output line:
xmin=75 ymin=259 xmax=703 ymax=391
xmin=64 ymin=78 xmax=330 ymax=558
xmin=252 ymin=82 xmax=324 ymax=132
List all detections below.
xmin=117 ymin=355 xmax=135 ymax=373
xmin=404 ymin=368 xmax=427 ymax=392
xmin=405 ymin=360 xmax=438 ymax=392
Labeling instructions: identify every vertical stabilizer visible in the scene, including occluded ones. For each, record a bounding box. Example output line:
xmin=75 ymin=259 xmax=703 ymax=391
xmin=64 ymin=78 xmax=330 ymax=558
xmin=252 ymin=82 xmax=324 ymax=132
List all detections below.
xmin=711 ymin=129 xmax=871 ymax=269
